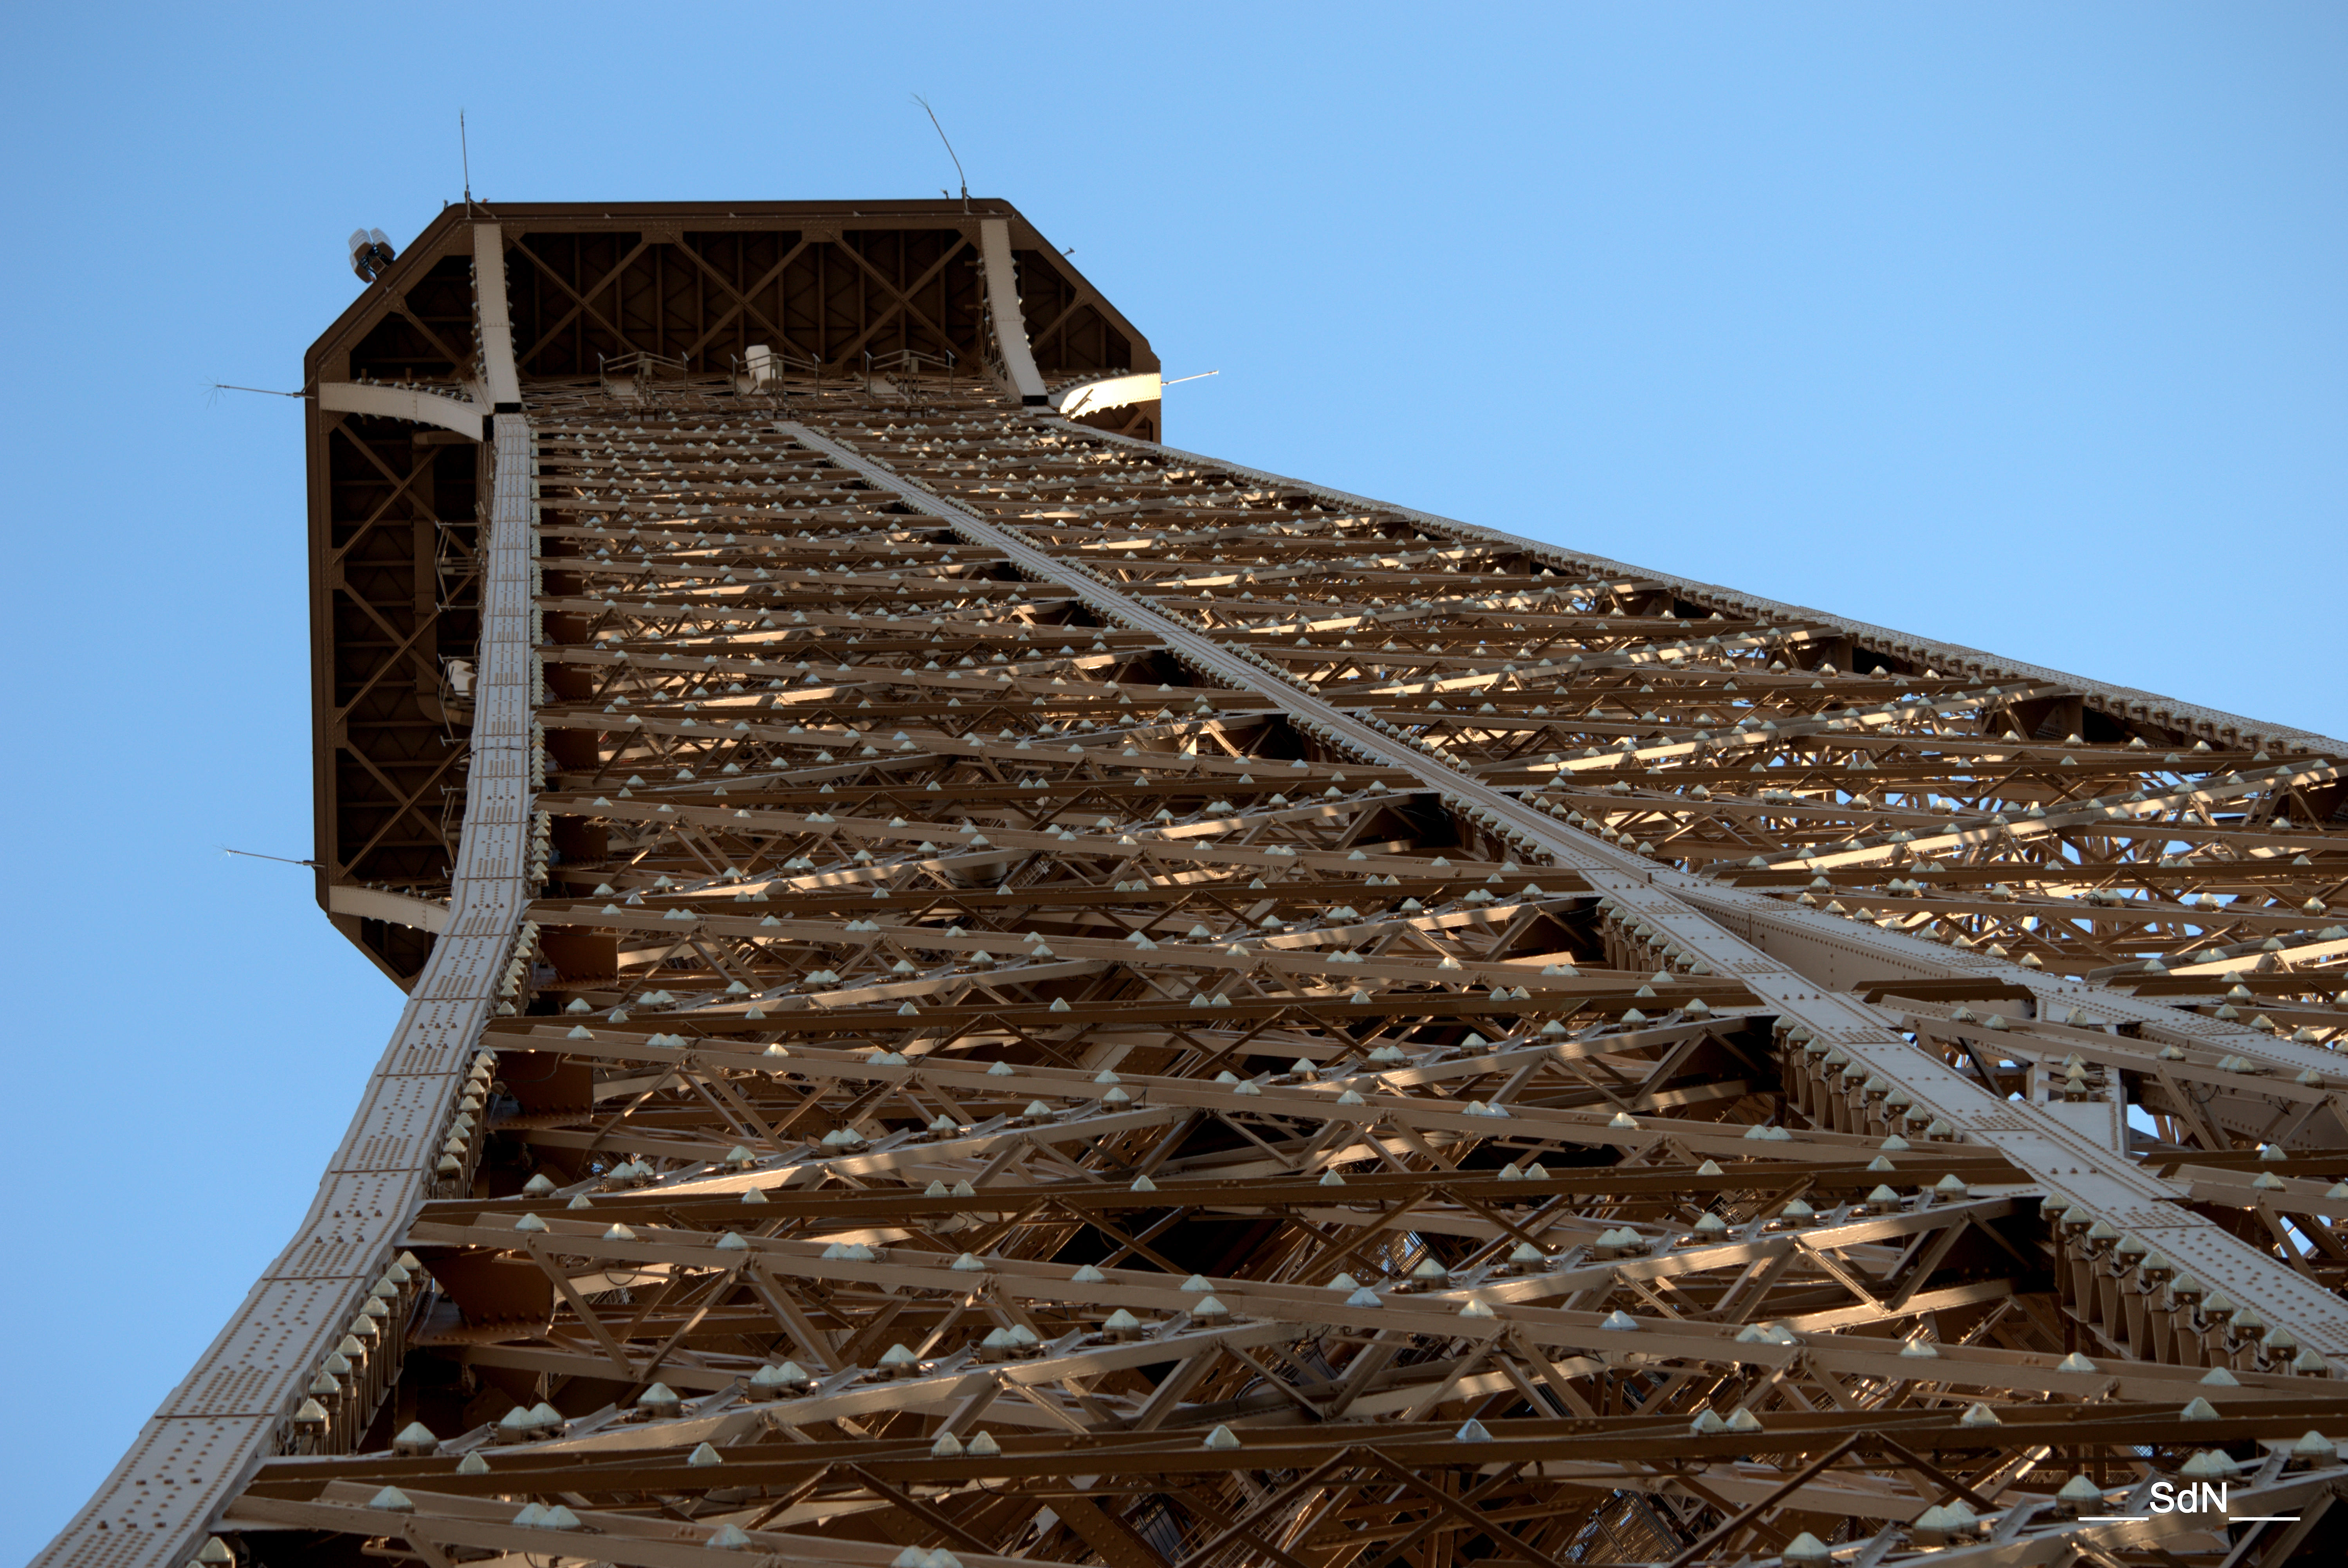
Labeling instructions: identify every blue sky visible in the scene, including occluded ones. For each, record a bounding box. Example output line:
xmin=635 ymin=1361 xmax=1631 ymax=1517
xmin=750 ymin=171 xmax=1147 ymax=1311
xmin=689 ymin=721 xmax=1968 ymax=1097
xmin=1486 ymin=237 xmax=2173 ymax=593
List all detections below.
xmin=4 ymin=2 xmax=2343 ymax=1552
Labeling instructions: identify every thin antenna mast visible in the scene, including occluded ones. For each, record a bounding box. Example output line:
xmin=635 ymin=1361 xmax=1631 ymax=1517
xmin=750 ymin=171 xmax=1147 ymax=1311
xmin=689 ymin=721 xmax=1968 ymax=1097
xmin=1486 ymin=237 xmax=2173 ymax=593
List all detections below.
xmin=220 ymin=846 xmax=320 ymax=868
xmin=460 ymin=109 xmax=473 ymax=213
xmin=912 ymin=95 xmax=968 ymax=212
xmin=207 ymin=382 xmax=306 ymax=404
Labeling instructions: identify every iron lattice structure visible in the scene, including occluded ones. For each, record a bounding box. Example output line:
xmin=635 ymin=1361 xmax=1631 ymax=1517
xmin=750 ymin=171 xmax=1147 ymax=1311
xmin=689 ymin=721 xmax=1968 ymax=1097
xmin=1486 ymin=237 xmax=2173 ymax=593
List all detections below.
xmin=43 ymin=202 xmax=2348 ymax=1568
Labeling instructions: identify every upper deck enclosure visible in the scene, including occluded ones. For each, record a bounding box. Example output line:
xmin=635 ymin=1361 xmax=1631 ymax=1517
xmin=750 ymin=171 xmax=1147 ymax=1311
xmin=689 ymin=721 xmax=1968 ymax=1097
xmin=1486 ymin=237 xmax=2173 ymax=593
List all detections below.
xmin=305 ymin=200 xmax=1158 ymax=981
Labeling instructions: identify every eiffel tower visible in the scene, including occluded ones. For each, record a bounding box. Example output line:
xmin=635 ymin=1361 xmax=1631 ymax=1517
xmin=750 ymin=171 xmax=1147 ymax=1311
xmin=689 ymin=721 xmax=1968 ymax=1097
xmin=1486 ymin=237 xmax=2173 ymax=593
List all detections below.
xmin=41 ymin=200 xmax=2348 ymax=1568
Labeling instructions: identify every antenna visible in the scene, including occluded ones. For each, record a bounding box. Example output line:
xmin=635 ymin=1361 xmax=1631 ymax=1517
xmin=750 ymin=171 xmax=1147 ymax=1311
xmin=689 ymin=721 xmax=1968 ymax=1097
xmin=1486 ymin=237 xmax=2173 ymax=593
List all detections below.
xmin=220 ymin=845 xmax=320 ymax=868
xmin=460 ymin=109 xmax=473 ymax=213
xmin=206 ymin=382 xmax=305 ymax=407
xmin=912 ymin=95 xmax=968 ymax=212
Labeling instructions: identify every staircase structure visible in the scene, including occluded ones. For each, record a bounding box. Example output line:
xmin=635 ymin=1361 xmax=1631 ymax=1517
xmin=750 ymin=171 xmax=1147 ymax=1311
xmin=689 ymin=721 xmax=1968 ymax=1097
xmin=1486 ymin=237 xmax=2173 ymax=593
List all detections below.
xmin=40 ymin=199 xmax=2348 ymax=1568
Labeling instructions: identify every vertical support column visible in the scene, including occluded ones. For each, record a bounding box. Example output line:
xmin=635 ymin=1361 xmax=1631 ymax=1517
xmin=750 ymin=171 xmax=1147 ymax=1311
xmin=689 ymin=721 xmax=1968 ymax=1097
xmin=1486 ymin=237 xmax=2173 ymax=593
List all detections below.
xmin=474 ymin=223 xmax=521 ymax=411
xmin=980 ymin=218 xmax=1048 ymax=406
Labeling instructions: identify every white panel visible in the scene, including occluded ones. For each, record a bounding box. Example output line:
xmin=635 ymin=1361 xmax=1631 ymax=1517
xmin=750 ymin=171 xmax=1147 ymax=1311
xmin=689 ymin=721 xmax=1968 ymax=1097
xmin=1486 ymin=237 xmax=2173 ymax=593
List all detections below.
xmin=979 ymin=218 xmax=1047 ymax=403
xmin=324 ymin=883 xmax=448 ymax=933
xmin=317 ymin=381 xmax=482 ymax=437
xmin=471 ymin=225 xmax=521 ymax=407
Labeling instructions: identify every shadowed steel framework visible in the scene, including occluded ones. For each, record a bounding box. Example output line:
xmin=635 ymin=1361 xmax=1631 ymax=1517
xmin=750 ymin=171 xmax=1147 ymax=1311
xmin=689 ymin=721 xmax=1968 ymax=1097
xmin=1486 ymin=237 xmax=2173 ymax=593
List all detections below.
xmin=40 ymin=200 xmax=2348 ymax=1568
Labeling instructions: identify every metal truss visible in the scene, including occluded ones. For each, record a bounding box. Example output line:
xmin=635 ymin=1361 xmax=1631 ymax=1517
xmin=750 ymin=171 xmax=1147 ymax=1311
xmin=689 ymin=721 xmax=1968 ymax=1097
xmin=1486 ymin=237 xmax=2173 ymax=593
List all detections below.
xmin=44 ymin=205 xmax=2348 ymax=1568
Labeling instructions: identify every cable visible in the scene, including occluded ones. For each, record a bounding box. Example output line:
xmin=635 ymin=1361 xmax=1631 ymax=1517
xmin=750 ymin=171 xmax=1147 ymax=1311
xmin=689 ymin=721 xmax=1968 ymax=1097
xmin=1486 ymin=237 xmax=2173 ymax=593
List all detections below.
xmin=912 ymin=95 xmax=968 ymax=212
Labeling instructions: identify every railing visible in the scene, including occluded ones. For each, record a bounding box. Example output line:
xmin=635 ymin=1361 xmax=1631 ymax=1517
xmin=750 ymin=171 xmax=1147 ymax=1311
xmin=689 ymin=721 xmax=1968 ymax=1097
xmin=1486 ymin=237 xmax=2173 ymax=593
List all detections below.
xmin=597 ymin=350 xmax=691 ymax=400
xmin=863 ymin=346 xmax=961 ymax=403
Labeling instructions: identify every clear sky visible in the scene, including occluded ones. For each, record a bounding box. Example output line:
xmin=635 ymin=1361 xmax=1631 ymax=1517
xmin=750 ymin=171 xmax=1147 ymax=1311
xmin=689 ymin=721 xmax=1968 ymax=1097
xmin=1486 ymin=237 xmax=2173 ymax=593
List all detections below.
xmin=4 ymin=2 xmax=2342 ymax=1552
